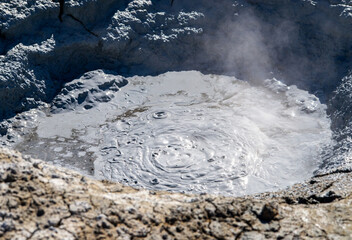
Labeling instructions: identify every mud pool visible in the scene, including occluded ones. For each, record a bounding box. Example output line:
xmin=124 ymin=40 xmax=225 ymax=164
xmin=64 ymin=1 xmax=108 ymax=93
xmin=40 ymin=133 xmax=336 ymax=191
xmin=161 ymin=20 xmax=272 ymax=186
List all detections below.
xmin=2 ymin=71 xmax=333 ymax=196
xmin=1 ymin=0 xmax=352 ymax=197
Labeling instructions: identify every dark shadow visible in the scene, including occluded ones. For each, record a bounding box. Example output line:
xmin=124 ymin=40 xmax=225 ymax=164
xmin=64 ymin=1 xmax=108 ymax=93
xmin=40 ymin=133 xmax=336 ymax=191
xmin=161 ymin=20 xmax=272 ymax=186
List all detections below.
xmin=0 ymin=0 xmax=130 ymax=56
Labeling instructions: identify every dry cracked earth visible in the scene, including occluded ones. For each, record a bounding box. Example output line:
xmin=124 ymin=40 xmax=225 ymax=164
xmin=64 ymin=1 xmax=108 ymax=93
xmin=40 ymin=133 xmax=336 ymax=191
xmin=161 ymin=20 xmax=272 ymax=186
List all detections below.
xmin=0 ymin=148 xmax=351 ymax=239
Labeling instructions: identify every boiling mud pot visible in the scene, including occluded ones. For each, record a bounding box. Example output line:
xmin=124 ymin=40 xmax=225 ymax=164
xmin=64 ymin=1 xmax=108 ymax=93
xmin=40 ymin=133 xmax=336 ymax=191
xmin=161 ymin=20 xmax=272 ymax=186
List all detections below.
xmin=13 ymin=71 xmax=333 ymax=196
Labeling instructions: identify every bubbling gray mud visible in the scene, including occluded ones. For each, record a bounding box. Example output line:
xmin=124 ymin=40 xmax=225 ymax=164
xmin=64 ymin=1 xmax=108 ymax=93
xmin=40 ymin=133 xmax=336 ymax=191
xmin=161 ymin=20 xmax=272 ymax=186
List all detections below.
xmin=2 ymin=71 xmax=332 ymax=196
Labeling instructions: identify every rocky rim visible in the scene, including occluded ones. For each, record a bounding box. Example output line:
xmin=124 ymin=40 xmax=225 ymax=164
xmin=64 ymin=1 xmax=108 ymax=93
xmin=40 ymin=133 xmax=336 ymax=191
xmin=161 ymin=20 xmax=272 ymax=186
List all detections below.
xmin=0 ymin=148 xmax=351 ymax=239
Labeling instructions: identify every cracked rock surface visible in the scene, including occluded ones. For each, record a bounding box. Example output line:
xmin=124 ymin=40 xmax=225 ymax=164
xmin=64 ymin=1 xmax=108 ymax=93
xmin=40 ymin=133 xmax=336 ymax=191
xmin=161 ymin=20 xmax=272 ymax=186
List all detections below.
xmin=0 ymin=148 xmax=351 ymax=239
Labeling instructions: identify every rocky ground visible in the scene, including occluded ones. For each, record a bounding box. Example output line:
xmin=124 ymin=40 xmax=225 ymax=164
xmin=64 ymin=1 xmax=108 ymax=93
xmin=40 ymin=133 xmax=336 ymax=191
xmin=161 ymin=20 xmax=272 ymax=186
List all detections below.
xmin=0 ymin=148 xmax=351 ymax=239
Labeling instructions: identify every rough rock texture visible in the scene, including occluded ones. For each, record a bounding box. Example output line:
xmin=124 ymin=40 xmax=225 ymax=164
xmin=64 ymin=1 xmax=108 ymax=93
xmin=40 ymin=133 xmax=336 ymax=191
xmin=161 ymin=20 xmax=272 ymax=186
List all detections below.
xmin=322 ymin=72 xmax=352 ymax=173
xmin=1 ymin=148 xmax=352 ymax=239
xmin=50 ymin=69 xmax=128 ymax=112
xmin=1 ymin=0 xmax=352 ymax=118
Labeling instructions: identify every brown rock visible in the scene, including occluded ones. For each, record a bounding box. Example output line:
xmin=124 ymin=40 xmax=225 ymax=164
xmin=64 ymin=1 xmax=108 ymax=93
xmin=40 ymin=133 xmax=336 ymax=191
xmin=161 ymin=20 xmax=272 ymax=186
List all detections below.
xmin=258 ymin=203 xmax=279 ymax=222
